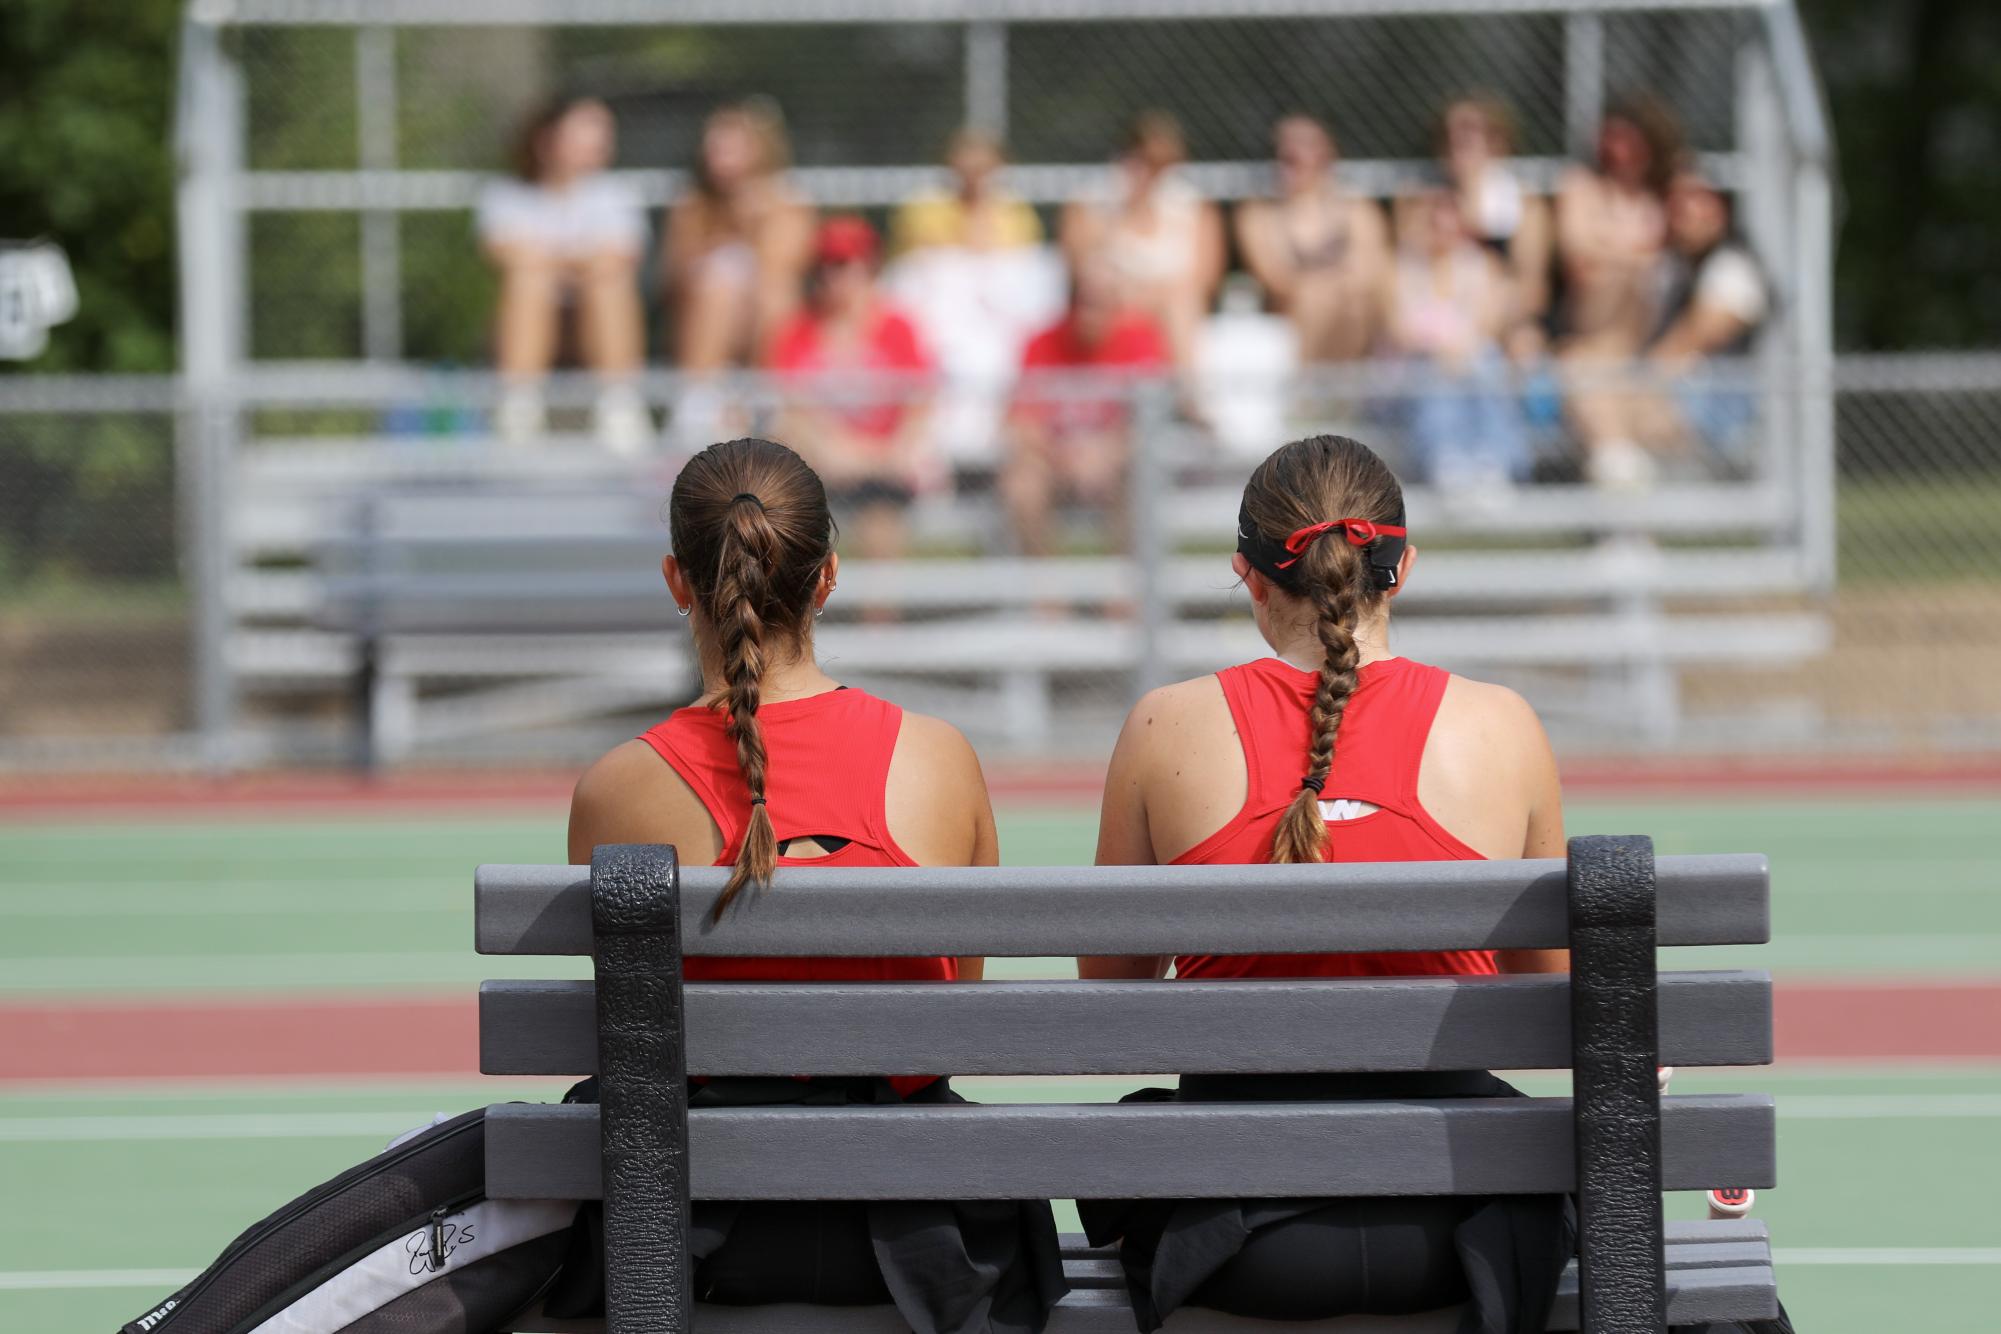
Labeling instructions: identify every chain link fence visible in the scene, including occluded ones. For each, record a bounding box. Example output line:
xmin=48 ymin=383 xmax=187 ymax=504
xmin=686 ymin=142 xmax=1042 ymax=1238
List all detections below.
xmin=24 ymin=0 xmax=1989 ymax=767
xmin=6 ymin=357 xmax=2001 ymax=765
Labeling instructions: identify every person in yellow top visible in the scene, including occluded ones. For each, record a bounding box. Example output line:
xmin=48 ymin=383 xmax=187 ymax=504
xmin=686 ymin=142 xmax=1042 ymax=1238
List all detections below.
xmin=892 ymin=128 xmax=1044 ymax=255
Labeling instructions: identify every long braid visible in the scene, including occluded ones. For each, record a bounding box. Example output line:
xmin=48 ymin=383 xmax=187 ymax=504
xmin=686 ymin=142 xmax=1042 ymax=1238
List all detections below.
xmin=711 ymin=498 xmax=781 ymax=916
xmin=1243 ymin=433 xmax=1402 ymax=866
xmin=1270 ymin=550 xmax=1366 ymax=864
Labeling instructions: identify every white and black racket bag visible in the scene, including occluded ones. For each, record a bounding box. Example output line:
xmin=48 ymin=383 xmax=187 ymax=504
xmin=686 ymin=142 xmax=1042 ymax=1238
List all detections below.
xmin=118 ymin=1108 xmax=577 ymax=1334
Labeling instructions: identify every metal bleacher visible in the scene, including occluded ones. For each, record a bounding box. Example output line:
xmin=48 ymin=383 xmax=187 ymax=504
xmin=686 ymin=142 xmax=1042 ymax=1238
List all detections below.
xmin=174 ymin=0 xmax=1837 ymax=765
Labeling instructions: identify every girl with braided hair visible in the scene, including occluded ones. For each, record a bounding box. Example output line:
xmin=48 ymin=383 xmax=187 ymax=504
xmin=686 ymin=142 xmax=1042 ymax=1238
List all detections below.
xmin=1079 ymin=434 xmax=1571 ymax=1332
xmin=566 ymin=437 xmax=1064 ymax=1332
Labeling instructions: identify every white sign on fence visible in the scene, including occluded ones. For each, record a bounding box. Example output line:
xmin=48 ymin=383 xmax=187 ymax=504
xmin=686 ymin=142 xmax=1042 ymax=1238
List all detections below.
xmin=0 ymin=242 xmax=80 ymax=361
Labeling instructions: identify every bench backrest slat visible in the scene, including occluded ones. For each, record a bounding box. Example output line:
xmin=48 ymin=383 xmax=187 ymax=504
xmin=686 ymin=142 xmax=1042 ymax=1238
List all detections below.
xmin=474 ymin=854 xmax=1768 ymax=957
xmin=484 ymin=1096 xmax=1775 ymax=1202
xmin=478 ymin=971 xmax=1773 ymax=1077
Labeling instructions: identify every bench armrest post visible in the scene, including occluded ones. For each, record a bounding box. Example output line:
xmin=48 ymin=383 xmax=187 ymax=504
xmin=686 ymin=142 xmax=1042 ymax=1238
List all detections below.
xmin=591 ymin=844 xmax=690 ymax=1334
xmin=1567 ymin=834 xmax=1667 ymax=1333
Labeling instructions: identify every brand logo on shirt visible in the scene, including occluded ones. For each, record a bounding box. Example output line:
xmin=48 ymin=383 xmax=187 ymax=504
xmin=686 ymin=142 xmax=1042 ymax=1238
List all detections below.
xmin=1319 ymin=798 xmax=1380 ymax=822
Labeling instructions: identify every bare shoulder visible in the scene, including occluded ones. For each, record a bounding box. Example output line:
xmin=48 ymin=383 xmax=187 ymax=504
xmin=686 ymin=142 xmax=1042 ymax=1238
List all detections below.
xmin=1432 ymin=674 xmax=1554 ymax=777
xmin=571 ymin=739 xmax=669 ymax=815
xmin=1122 ymin=674 xmax=1227 ymax=740
xmin=891 ymin=708 xmax=983 ymax=781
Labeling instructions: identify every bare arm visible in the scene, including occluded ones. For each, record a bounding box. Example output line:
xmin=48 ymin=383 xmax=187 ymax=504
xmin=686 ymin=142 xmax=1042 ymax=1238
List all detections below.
xmin=1233 ymin=202 xmax=1294 ymax=308
xmin=1650 ymin=301 xmax=1752 ymax=368
xmin=885 ymin=712 xmax=999 ymax=981
xmin=752 ymin=198 xmax=814 ymax=355
xmin=1509 ymin=194 xmax=1554 ymax=321
xmin=1496 ymin=703 xmax=1569 ymax=975
xmin=1080 ymin=693 xmax=1171 ymax=981
xmin=1191 ymin=200 xmax=1228 ymax=303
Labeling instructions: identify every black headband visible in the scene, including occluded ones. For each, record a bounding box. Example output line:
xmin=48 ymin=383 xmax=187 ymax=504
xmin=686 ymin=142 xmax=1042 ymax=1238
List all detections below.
xmin=1237 ymin=501 xmax=1407 ymax=592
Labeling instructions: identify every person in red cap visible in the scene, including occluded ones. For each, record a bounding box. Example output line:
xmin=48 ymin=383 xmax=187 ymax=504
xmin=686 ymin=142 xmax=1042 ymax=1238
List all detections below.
xmin=766 ymin=215 xmax=936 ymax=563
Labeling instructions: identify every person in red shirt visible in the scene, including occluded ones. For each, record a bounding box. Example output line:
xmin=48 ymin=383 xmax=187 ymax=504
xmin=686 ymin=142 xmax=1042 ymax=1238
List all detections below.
xmin=766 ymin=215 xmax=935 ymax=561
xmin=567 ymin=437 xmax=1064 ymax=1330
xmin=1000 ymin=259 xmax=1169 ymax=556
xmin=1078 ymin=435 xmax=1571 ymax=1332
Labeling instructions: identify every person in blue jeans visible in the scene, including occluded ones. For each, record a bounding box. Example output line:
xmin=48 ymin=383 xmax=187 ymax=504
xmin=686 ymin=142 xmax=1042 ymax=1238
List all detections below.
xmin=1388 ymin=184 xmax=1529 ymax=499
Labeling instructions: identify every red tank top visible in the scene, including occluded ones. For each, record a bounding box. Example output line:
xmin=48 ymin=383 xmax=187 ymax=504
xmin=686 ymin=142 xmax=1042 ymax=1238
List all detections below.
xmin=641 ymin=688 xmax=953 ymax=1097
xmin=1172 ymin=657 xmax=1498 ymax=981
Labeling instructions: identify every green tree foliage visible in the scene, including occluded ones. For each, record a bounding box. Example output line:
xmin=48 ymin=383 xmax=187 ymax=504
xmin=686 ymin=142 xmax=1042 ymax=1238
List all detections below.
xmin=0 ymin=0 xmax=181 ymax=372
xmin=1800 ymin=0 xmax=2001 ymax=349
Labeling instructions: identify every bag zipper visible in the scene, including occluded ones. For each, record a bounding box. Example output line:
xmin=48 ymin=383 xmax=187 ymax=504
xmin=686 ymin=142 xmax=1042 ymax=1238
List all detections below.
xmin=152 ymin=1113 xmax=486 ymax=1327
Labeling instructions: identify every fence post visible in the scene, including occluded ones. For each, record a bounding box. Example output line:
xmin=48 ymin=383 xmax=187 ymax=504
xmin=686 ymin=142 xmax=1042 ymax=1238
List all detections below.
xmin=964 ymin=19 xmax=1008 ymax=136
xmin=1130 ymin=378 xmax=1174 ymax=701
xmin=1566 ymin=833 xmax=1666 ymax=1334
xmin=591 ymin=844 xmax=690 ymax=1334
xmin=1563 ymin=12 xmax=1606 ymax=160
xmin=175 ymin=16 xmax=245 ymax=771
xmin=355 ymin=26 xmax=403 ymax=364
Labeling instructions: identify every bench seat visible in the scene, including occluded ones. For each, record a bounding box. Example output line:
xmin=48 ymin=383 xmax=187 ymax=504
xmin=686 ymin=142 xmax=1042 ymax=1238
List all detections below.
xmin=508 ymin=1222 xmax=1776 ymax=1333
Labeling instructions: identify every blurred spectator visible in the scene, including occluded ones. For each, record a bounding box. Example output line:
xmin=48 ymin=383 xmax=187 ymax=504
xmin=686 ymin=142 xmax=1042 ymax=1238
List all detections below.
xmin=1061 ymin=111 xmax=1225 ymax=373
xmin=663 ymin=102 xmax=815 ymax=372
xmin=891 ymin=128 xmax=1043 ymax=256
xmin=1569 ymin=170 xmax=1769 ymax=481
xmin=1434 ymin=95 xmax=1552 ymax=358
xmin=477 ymin=96 xmax=650 ymax=452
xmin=1389 ymin=184 xmax=1528 ymax=499
xmin=1555 ymin=97 xmax=1683 ymax=488
xmin=1235 ymin=114 xmax=1392 ymax=363
xmin=1001 ymin=259 xmax=1169 ymax=557
xmin=767 ymin=217 xmax=935 ymax=562
xmin=1555 ymin=97 xmax=1678 ymax=350
xmin=885 ymin=129 xmax=1067 ymax=471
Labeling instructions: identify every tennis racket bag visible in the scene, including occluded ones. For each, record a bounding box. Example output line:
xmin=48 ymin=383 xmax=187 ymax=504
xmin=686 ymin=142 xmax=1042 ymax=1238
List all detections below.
xmin=117 ymin=1108 xmax=577 ymax=1334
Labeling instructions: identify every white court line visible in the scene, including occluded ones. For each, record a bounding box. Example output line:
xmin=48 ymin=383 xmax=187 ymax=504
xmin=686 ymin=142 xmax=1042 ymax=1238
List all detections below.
xmin=0 ymin=1268 xmax=195 ymax=1291
xmin=5 ymin=1094 xmax=2001 ymax=1144
xmin=5 ymin=1249 xmax=1998 ymax=1291
xmin=1773 ymin=1248 xmax=2001 ymax=1266
xmin=0 ymin=1112 xmax=434 ymax=1142
xmin=0 ymin=896 xmax=457 ymax=917
xmin=1776 ymin=1094 xmax=2001 ymax=1118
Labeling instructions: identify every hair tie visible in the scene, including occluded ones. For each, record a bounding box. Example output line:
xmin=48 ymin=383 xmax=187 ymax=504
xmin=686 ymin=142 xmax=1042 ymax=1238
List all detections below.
xmin=749 ymin=795 xmax=767 ymax=807
xmin=1275 ymin=518 xmax=1409 ymax=570
xmin=1299 ymin=774 xmax=1325 ymax=794
xmin=732 ymin=493 xmax=766 ymax=510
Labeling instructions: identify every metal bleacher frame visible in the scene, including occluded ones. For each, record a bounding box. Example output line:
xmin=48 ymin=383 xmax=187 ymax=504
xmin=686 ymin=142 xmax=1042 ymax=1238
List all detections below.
xmin=172 ymin=0 xmax=1837 ymax=766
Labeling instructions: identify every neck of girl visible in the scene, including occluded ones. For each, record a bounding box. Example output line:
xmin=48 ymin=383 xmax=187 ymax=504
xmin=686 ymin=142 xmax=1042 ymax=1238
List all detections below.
xmin=1267 ymin=607 xmax=1393 ymax=674
xmin=693 ymin=631 xmax=842 ymax=708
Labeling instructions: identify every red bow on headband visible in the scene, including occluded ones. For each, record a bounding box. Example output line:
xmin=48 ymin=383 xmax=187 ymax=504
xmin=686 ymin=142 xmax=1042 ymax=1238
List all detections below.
xmin=1275 ymin=518 xmax=1407 ymax=569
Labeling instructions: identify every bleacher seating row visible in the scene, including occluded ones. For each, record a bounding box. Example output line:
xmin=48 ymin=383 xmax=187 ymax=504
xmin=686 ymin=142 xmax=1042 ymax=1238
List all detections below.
xmin=203 ymin=415 xmax=1830 ymax=761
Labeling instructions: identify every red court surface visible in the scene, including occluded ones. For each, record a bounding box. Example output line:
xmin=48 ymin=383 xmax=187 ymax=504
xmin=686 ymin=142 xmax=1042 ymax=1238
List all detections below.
xmin=5 ymin=981 xmax=1998 ymax=1082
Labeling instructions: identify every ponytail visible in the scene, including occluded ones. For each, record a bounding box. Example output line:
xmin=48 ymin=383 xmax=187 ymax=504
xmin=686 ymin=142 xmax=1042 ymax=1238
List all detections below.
xmin=711 ymin=496 xmax=781 ymax=917
xmin=670 ymin=440 xmax=836 ymax=919
xmin=1239 ymin=434 xmax=1402 ymax=867
xmin=1269 ymin=539 xmax=1366 ymax=864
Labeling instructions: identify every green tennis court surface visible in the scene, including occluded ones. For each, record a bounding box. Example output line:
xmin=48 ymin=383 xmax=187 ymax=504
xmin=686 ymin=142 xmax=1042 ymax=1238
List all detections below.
xmin=4 ymin=795 xmax=1998 ymax=1331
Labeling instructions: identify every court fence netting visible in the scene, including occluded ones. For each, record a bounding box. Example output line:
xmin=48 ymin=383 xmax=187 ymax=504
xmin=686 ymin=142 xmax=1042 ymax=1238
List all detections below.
xmin=7 ymin=1 xmax=1996 ymax=768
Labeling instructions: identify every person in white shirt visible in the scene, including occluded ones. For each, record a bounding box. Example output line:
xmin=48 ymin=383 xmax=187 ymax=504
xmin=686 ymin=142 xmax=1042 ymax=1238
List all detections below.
xmin=477 ymin=96 xmax=650 ymax=453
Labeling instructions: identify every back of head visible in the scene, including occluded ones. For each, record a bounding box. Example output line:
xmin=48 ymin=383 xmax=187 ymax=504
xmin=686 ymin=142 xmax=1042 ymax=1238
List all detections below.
xmin=668 ymin=438 xmax=835 ymax=911
xmin=1238 ymin=435 xmax=1405 ymax=864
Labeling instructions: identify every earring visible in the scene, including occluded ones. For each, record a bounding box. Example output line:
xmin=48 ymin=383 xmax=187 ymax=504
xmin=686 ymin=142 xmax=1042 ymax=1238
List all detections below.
xmin=675 ymin=604 xmax=691 ymax=618
xmin=814 ymin=605 xmax=827 ymax=619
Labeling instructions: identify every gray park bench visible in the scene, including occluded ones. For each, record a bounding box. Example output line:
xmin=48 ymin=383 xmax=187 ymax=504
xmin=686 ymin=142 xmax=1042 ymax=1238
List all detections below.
xmin=474 ymin=836 xmax=1779 ymax=1333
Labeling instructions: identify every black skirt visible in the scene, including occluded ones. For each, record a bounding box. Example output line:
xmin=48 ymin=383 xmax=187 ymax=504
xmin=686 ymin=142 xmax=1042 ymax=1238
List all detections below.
xmin=543 ymin=1075 xmax=1069 ymax=1334
xmin=1075 ymin=1071 xmax=1575 ymax=1334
